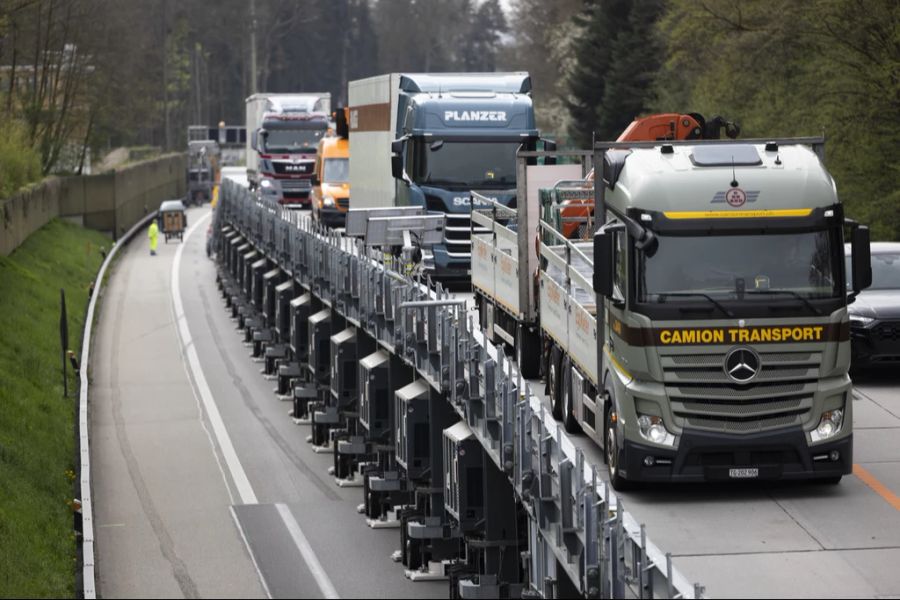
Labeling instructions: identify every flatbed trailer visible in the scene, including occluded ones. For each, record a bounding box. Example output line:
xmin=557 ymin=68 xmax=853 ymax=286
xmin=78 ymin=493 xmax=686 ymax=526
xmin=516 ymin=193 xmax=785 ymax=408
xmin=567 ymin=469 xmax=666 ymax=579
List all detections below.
xmin=470 ymin=150 xmax=591 ymax=377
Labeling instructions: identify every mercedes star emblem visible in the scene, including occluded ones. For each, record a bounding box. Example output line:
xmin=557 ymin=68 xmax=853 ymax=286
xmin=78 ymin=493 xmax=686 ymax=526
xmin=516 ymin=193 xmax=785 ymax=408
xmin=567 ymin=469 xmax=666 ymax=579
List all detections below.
xmin=724 ymin=347 xmax=761 ymax=384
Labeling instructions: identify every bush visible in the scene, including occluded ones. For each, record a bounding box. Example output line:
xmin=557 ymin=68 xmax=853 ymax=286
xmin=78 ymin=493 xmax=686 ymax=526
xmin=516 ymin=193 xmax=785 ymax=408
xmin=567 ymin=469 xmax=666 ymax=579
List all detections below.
xmin=0 ymin=120 xmax=42 ymax=198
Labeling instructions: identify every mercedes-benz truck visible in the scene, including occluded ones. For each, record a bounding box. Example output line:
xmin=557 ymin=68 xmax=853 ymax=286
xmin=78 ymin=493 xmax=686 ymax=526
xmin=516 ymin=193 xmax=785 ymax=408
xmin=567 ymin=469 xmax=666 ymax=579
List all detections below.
xmin=473 ymin=138 xmax=872 ymax=489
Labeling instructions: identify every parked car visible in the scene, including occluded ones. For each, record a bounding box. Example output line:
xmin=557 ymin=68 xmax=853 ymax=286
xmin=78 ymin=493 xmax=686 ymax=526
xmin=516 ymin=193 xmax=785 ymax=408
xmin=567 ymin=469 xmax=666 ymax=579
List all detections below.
xmin=846 ymin=241 xmax=900 ymax=368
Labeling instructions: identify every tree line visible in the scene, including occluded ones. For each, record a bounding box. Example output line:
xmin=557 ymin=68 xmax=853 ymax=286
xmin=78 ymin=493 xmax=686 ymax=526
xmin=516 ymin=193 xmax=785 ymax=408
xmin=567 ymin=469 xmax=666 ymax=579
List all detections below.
xmin=505 ymin=0 xmax=899 ymax=239
xmin=2 ymin=0 xmax=897 ymax=238
xmin=0 ymin=0 xmax=506 ymax=181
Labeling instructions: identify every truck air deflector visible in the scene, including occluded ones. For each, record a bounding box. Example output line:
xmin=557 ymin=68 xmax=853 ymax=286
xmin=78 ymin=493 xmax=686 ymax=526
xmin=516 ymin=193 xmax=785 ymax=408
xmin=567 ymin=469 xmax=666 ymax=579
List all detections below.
xmin=399 ymin=72 xmax=531 ymax=94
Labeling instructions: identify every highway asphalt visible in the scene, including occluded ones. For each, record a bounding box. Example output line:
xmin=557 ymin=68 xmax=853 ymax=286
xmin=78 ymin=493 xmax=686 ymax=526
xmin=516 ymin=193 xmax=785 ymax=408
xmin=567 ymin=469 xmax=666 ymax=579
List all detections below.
xmin=92 ymin=206 xmax=445 ymax=598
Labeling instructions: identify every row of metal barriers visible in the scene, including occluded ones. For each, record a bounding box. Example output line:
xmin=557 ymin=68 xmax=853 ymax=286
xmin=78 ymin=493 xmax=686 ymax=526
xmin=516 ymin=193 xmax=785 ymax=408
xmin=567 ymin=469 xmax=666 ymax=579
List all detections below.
xmin=212 ymin=178 xmax=704 ymax=599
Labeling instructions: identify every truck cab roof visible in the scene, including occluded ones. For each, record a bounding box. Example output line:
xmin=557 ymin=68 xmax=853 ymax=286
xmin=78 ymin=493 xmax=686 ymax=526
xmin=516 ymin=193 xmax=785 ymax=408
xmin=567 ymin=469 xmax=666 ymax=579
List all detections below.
xmin=402 ymin=92 xmax=537 ymax=138
xmin=604 ymin=141 xmax=838 ymax=219
xmin=318 ymin=135 xmax=349 ymax=159
xmin=262 ymin=111 xmax=330 ymax=130
xmin=399 ymin=72 xmax=531 ymax=94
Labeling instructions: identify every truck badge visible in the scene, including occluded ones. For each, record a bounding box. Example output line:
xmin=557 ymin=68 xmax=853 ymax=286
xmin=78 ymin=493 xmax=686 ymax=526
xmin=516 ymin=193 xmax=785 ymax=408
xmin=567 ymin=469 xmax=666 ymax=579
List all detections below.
xmin=712 ymin=189 xmax=759 ymax=207
xmin=724 ymin=347 xmax=761 ymax=384
xmin=726 ymin=188 xmax=747 ymax=207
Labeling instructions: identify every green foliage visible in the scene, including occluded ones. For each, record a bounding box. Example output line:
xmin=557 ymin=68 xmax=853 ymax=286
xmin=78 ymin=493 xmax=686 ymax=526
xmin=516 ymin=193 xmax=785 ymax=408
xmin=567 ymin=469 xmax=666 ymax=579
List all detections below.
xmin=0 ymin=220 xmax=110 ymax=597
xmin=653 ymin=0 xmax=900 ymax=240
xmin=595 ymin=0 xmax=664 ymax=139
xmin=563 ymin=0 xmax=633 ymax=147
xmin=0 ymin=119 xmax=42 ymax=198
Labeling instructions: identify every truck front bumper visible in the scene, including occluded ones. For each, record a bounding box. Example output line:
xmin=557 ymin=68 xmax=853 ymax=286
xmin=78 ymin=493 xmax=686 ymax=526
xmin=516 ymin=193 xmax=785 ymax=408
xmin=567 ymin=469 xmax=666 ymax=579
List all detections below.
xmin=424 ymin=245 xmax=471 ymax=282
xmin=316 ymin=207 xmax=346 ymax=228
xmin=620 ymin=427 xmax=852 ymax=483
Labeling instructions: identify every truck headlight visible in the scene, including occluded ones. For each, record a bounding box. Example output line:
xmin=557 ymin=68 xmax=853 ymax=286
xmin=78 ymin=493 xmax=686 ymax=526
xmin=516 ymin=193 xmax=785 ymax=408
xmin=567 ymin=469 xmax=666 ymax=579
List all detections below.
xmin=260 ymin=179 xmax=273 ymax=189
xmin=637 ymin=415 xmax=676 ymax=447
xmin=849 ymin=315 xmax=875 ymax=328
xmin=323 ymin=196 xmax=335 ymax=207
xmin=810 ymin=409 xmax=844 ymax=443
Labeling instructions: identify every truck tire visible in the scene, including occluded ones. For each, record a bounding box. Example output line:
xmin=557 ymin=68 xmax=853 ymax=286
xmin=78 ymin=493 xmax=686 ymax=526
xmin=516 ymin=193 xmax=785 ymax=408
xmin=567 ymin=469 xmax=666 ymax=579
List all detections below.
xmin=549 ymin=345 xmax=563 ymax=420
xmin=560 ymin=358 xmax=580 ymax=434
xmin=604 ymin=383 xmax=632 ymax=491
xmin=516 ymin=323 xmax=541 ymax=379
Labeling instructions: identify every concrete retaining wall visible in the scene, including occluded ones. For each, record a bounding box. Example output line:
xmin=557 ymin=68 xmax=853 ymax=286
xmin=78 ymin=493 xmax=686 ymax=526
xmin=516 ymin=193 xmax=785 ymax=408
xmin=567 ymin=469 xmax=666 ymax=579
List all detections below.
xmin=0 ymin=154 xmax=186 ymax=256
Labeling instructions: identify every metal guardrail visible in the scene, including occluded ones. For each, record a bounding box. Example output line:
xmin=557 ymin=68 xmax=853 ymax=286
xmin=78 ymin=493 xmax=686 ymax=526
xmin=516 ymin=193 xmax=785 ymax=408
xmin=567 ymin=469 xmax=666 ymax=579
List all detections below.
xmin=215 ymin=179 xmax=705 ymax=599
xmin=78 ymin=210 xmax=159 ymax=599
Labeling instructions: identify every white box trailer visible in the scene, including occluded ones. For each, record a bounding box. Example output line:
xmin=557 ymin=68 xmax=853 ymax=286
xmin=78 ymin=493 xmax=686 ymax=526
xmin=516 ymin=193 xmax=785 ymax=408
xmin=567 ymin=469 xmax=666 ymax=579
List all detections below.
xmin=347 ymin=74 xmax=401 ymax=209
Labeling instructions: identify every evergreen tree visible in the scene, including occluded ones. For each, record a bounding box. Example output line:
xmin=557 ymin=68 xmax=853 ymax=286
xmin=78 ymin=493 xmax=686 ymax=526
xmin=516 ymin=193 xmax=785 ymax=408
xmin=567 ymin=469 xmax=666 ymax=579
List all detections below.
xmin=466 ymin=0 xmax=507 ymax=71
xmin=596 ymin=0 xmax=663 ymax=139
xmin=564 ymin=0 xmax=631 ymax=148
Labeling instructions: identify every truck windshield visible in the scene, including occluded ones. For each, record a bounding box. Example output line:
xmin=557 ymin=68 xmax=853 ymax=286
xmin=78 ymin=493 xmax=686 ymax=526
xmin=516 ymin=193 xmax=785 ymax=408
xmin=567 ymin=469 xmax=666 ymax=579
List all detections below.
xmin=639 ymin=230 xmax=840 ymax=303
xmin=263 ymin=129 xmax=324 ymax=153
xmin=323 ymin=158 xmax=349 ymax=183
xmin=412 ymin=140 xmax=518 ymax=188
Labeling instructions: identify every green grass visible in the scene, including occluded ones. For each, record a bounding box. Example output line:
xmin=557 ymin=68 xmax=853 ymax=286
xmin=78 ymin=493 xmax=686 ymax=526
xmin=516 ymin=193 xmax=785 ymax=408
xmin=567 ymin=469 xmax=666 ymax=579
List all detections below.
xmin=0 ymin=219 xmax=110 ymax=597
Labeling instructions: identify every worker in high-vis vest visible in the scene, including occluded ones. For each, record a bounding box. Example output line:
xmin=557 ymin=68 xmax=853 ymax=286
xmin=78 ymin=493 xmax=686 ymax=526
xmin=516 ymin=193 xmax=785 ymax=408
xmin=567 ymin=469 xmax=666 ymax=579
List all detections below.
xmin=148 ymin=220 xmax=159 ymax=256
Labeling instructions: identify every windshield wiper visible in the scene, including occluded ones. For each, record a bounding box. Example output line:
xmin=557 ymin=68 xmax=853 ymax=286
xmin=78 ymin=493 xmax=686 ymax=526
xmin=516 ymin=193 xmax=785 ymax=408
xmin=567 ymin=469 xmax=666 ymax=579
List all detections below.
xmin=657 ymin=292 xmax=734 ymax=317
xmin=744 ymin=290 xmax=823 ymax=316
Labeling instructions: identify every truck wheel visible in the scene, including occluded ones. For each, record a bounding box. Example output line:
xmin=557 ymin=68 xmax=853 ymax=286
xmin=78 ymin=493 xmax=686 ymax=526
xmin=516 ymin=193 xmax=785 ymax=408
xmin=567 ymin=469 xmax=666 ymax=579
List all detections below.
xmin=549 ymin=346 xmax=563 ymax=420
xmin=560 ymin=357 xmax=579 ymax=434
xmin=604 ymin=387 xmax=631 ymax=491
xmin=516 ymin=323 xmax=541 ymax=379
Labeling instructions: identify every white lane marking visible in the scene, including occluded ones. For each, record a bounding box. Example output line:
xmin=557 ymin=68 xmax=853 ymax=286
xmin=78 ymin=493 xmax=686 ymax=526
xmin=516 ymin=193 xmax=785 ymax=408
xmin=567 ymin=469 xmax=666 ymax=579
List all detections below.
xmin=229 ymin=507 xmax=274 ymax=600
xmin=275 ymin=503 xmax=340 ymax=599
xmin=172 ymin=212 xmax=259 ymax=505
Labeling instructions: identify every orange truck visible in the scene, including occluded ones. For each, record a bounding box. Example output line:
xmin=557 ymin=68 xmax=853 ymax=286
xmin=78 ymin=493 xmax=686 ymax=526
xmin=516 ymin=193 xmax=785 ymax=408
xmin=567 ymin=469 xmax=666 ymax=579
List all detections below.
xmin=554 ymin=113 xmax=740 ymax=238
xmin=311 ymin=108 xmax=351 ymax=227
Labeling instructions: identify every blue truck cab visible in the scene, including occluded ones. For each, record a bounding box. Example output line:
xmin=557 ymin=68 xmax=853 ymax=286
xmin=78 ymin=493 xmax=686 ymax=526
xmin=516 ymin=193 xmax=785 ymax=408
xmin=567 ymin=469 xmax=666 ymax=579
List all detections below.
xmin=390 ymin=73 xmax=541 ymax=279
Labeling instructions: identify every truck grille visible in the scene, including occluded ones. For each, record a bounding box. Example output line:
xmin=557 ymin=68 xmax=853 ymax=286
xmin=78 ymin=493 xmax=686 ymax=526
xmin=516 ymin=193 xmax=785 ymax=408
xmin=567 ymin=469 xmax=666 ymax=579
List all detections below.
xmin=337 ymin=197 xmax=349 ymax=209
xmin=273 ymin=161 xmax=314 ymax=176
xmin=875 ymin=320 xmax=900 ymax=341
xmin=281 ymin=179 xmax=311 ymax=192
xmin=443 ymin=213 xmax=489 ymax=258
xmin=661 ymin=350 xmax=821 ymax=434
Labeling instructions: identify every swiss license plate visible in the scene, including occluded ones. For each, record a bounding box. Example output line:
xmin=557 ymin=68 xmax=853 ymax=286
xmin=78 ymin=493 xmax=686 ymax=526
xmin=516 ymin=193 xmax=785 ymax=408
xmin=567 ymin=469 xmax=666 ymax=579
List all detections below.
xmin=729 ymin=468 xmax=759 ymax=479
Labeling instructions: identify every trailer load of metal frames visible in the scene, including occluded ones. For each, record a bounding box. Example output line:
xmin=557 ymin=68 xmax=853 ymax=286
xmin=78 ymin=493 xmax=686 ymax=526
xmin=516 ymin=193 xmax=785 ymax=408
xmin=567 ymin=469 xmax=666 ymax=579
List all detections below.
xmin=212 ymin=178 xmax=704 ymax=599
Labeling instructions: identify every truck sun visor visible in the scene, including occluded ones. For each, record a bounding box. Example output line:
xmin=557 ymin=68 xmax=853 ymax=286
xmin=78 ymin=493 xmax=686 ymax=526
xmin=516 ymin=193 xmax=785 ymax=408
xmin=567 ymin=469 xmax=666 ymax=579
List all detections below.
xmin=602 ymin=149 xmax=632 ymax=190
xmin=690 ymin=144 xmax=762 ymax=167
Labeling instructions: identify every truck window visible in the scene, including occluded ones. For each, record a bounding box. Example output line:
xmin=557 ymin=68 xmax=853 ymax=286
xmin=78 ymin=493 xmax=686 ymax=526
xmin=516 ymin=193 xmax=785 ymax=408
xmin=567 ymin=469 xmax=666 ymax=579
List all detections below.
xmin=323 ymin=158 xmax=349 ymax=183
xmin=638 ymin=229 xmax=840 ymax=302
xmin=410 ymin=140 xmax=519 ymax=188
xmin=263 ymin=128 xmax=324 ymax=153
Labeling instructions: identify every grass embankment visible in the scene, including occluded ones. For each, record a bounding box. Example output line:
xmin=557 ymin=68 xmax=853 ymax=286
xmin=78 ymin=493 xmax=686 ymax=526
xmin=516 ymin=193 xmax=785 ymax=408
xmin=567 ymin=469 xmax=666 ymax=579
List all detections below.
xmin=0 ymin=220 xmax=110 ymax=597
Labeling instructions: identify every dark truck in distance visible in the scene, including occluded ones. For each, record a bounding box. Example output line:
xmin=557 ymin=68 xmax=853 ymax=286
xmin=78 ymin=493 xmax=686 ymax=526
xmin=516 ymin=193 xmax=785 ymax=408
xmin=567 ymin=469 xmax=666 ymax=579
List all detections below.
xmin=348 ymin=72 xmax=549 ymax=281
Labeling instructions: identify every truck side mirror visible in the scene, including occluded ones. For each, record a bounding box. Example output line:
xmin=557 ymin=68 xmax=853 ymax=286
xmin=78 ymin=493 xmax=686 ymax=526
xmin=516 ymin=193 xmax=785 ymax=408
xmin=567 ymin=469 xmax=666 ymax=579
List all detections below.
xmin=851 ymin=225 xmax=872 ymax=293
xmin=250 ymin=129 xmax=258 ymax=151
xmin=593 ymin=228 xmax=614 ymax=299
xmin=391 ymin=138 xmax=407 ymax=182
